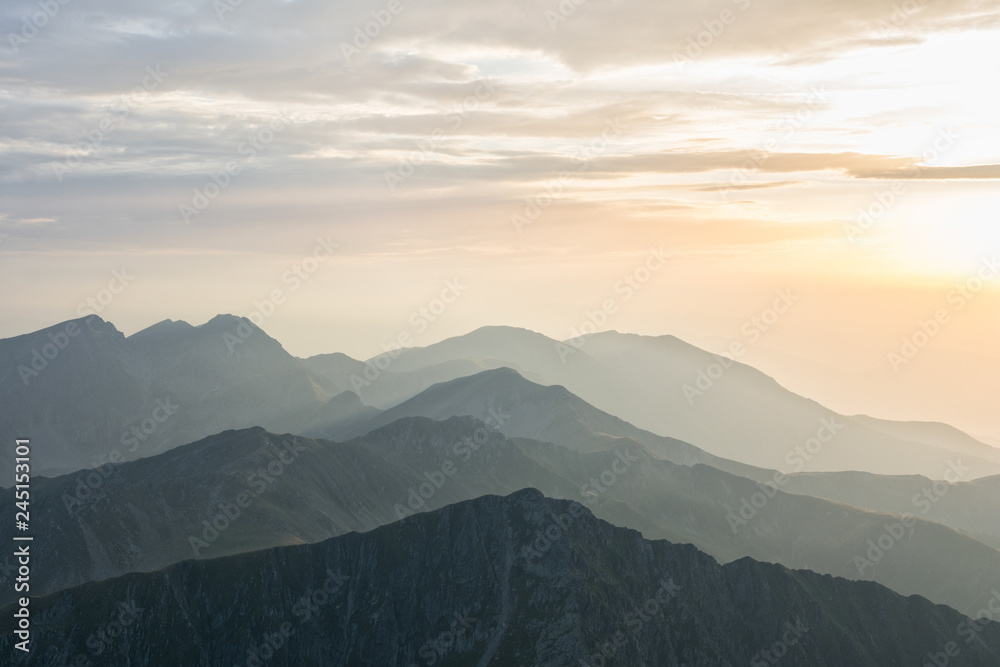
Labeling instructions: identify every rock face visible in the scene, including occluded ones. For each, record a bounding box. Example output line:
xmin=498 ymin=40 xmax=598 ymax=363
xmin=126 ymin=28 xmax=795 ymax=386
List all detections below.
xmin=4 ymin=490 xmax=1000 ymax=666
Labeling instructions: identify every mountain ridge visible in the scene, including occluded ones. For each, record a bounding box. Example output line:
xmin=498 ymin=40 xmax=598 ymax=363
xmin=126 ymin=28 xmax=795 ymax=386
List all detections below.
xmin=4 ymin=489 xmax=999 ymax=666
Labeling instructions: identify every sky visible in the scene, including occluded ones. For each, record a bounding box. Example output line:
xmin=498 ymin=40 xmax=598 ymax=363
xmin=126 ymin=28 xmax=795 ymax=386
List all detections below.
xmin=2 ymin=0 xmax=999 ymax=439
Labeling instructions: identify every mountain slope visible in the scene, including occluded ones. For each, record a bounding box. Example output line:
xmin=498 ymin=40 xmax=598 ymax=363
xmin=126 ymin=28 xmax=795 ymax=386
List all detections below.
xmin=332 ymin=366 xmax=1000 ymax=549
xmin=578 ymin=330 xmax=1000 ymax=477
xmin=0 ymin=419 xmax=578 ymax=605
xmin=269 ymin=390 xmax=382 ymax=439
xmin=4 ymin=490 xmax=999 ymax=666
xmin=362 ymin=326 xmax=1000 ymax=478
xmin=0 ymin=317 xmax=152 ymax=477
xmin=7 ymin=418 xmax=1000 ymax=618
xmin=0 ymin=315 xmax=339 ymax=476
xmin=780 ymin=470 xmax=1000 ymax=550
xmin=6 ymin=317 xmax=995 ymax=480
xmin=301 ymin=351 xmax=514 ymax=410
xmin=336 ymin=366 xmax=772 ymax=481
xmin=851 ymin=414 xmax=1000 ymax=460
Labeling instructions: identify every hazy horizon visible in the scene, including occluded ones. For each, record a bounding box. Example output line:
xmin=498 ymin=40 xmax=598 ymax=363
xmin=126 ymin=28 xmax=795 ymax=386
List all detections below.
xmin=6 ymin=1 xmax=1000 ymax=663
xmin=3 ymin=0 xmax=999 ymax=445
xmin=7 ymin=310 xmax=1000 ymax=445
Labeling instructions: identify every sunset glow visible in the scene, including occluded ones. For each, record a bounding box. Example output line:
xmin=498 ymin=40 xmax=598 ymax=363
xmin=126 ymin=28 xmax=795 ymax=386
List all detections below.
xmin=2 ymin=0 xmax=999 ymax=438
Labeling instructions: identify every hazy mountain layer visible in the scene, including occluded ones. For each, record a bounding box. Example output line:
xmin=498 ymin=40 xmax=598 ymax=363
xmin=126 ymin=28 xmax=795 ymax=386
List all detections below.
xmin=781 ymin=470 xmax=1000 ymax=549
xmin=0 ymin=315 xmax=340 ymax=476
xmin=5 ymin=317 xmax=997 ymax=482
xmin=6 ymin=417 xmax=1000 ymax=618
xmin=331 ymin=366 xmax=772 ymax=481
xmin=326 ymin=366 xmax=1000 ymax=549
xmin=342 ymin=325 xmax=1000 ymax=478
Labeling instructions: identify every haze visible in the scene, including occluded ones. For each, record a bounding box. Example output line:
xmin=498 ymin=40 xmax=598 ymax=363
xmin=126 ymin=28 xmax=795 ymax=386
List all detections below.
xmin=2 ymin=0 xmax=999 ymax=440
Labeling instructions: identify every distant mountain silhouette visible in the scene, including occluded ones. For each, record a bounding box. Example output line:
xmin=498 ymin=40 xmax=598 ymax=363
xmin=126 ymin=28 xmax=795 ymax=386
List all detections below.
xmin=7 ymin=417 xmax=1000 ymax=618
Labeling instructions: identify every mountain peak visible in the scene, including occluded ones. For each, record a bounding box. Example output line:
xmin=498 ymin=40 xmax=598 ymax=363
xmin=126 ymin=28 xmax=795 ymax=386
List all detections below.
xmin=448 ymin=325 xmax=558 ymax=346
xmin=467 ymin=324 xmax=546 ymax=336
xmin=128 ymin=318 xmax=195 ymax=341
xmin=200 ymin=313 xmax=256 ymax=330
xmin=0 ymin=314 xmax=122 ymax=348
xmin=326 ymin=389 xmax=365 ymax=409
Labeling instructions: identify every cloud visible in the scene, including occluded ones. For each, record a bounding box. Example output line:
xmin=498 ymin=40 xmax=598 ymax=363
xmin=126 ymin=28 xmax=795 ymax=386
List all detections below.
xmin=2 ymin=0 xmax=998 ymax=254
xmin=848 ymin=164 xmax=1000 ymax=179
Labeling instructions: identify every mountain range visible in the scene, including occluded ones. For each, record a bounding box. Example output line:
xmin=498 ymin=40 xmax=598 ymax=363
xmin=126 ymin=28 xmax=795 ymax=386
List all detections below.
xmin=6 ymin=412 xmax=1000 ymax=618
xmin=4 ymin=317 xmax=999 ymax=481
xmin=3 ymin=490 xmax=999 ymax=666
xmin=4 ymin=314 xmax=1000 ymax=664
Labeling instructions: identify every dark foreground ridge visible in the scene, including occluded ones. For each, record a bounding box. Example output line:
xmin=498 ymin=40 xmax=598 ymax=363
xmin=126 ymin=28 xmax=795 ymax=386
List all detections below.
xmin=3 ymin=489 xmax=1000 ymax=666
